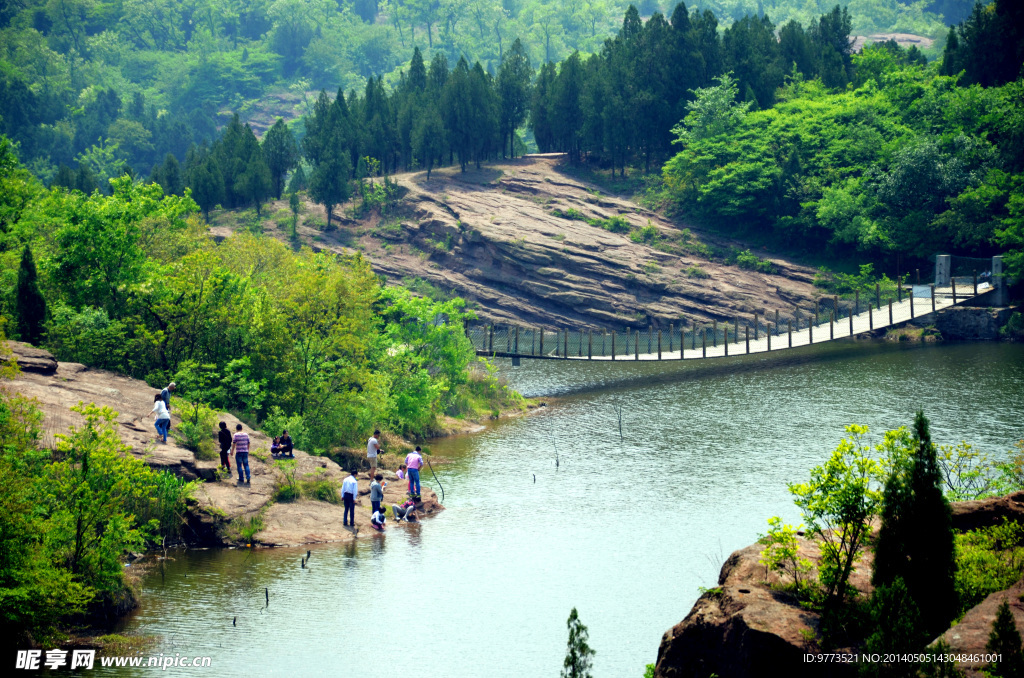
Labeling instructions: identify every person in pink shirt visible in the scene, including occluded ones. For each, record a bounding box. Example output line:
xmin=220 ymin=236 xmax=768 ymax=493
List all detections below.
xmin=404 ymin=446 xmax=423 ymax=499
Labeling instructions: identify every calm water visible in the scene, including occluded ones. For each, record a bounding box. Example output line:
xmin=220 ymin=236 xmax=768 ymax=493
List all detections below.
xmin=108 ymin=341 xmax=1024 ymax=677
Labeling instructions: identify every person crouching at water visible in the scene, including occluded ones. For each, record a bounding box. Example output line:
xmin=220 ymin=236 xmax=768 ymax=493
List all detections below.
xmin=152 ymin=393 xmax=171 ymax=444
xmin=405 ymin=446 xmax=423 ymax=500
xmin=341 ymin=469 xmax=358 ymax=528
xmin=370 ymin=507 xmax=386 ymax=532
xmin=370 ymin=474 xmax=384 ymax=515
xmin=217 ymin=421 xmax=232 ymax=473
xmin=391 ymin=499 xmax=417 ymax=523
xmin=230 ymin=424 xmax=251 ymax=484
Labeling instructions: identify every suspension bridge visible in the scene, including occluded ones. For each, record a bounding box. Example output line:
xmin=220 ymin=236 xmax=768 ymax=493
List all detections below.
xmin=469 ymin=255 xmax=1009 ymax=363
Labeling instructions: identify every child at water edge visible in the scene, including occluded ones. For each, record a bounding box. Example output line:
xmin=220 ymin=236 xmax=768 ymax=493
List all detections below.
xmin=370 ymin=474 xmax=384 ymax=515
xmin=370 ymin=507 xmax=386 ymax=532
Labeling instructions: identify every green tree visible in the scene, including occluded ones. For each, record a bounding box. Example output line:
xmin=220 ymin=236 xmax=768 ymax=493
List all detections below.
xmin=862 ymin=577 xmax=924 ymax=678
xmin=561 ymin=607 xmax=595 ymax=678
xmin=15 ymin=245 xmax=47 ymax=346
xmin=789 ymin=425 xmax=884 ymax=607
xmin=289 ymin=190 xmax=301 ymax=237
xmin=262 ymin=118 xmax=299 ymax=200
xmin=987 ymin=599 xmax=1024 ymax=678
xmin=185 ymin=144 xmax=225 ymax=222
xmin=872 ymin=412 xmax=957 ymax=638
xmin=497 ymin=38 xmax=533 ymax=159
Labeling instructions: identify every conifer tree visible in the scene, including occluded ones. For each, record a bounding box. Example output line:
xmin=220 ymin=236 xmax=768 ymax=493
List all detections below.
xmin=497 ymin=39 xmax=532 ymax=159
xmin=862 ymin=577 xmax=924 ymax=678
xmin=262 ymin=118 xmax=299 ymax=199
xmin=873 ymin=412 xmax=957 ymax=637
xmin=561 ymin=608 xmax=594 ymax=678
xmin=987 ymin=599 xmax=1024 ymax=678
xmin=15 ymin=245 xmax=47 ymax=346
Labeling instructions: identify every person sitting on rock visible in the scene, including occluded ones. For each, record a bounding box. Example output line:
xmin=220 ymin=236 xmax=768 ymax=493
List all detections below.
xmin=391 ymin=499 xmax=418 ymax=523
xmin=279 ymin=430 xmax=294 ymax=457
xmin=370 ymin=507 xmax=386 ymax=532
xmin=271 ymin=436 xmax=282 ymax=456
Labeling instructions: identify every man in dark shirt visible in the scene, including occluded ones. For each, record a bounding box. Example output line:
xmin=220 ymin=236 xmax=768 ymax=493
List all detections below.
xmin=280 ymin=430 xmax=294 ymax=457
xmin=217 ymin=421 xmax=232 ymax=473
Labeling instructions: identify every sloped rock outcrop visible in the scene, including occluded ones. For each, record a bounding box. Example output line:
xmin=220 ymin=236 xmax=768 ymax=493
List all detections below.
xmin=655 ymin=492 xmax=1024 ymax=678
xmin=3 ymin=342 xmax=442 ymax=547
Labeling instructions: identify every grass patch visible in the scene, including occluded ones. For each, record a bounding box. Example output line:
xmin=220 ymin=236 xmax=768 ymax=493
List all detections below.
xmin=685 ymin=265 xmax=710 ymax=279
xmin=729 ymin=248 xmax=776 ymax=273
xmin=299 ymin=469 xmax=341 ymax=503
xmin=550 ymin=232 xmax=566 ymax=241
xmin=642 ymin=261 xmax=661 ymax=275
xmin=586 ymin=215 xmax=631 ymax=233
xmin=552 ymin=207 xmax=587 ymax=221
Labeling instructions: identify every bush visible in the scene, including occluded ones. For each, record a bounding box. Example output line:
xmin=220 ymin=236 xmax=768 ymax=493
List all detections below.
xmin=757 ymin=516 xmax=813 ymax=593
xmin=552 ymin=207 xmax=587 ymax=221
xmin=630 ymin=222 xmax=660 ymax=244
xmin=172 ymin=400 xmax=219 ymax=461
xmin=299 ymin=468 xmax=341 ymax=503
xmin=954 ymin=520 xmax=1024 ymax=618
xmin=731 ymin=248 xmax=775 ymax=273
xmin=1001 ymin=312 xmax=1024 ymax=341
xmin=685 ymin=265 xmax=710 ymax=279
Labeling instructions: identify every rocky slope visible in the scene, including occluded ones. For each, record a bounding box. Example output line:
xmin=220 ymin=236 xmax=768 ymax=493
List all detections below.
xmin=222 ymin=156 xmax=822 ymax=329
xmin=4 ymin=341 xmax=442 ymax=547
xmin=654 ymin=493 xmax=1024 ymax=678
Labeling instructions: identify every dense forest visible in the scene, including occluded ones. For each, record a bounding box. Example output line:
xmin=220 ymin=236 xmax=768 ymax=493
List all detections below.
xmin=0 ymin=0 xmax=975 ymax=182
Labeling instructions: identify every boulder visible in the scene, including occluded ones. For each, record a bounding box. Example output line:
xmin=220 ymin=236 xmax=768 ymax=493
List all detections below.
xmin=935 ymin=580 xmax=1024 ymax=678
xmin=7 ymin=341 xmax=58 ymax=374
xmin=951 ymin=492 xmax=1024 ymax=532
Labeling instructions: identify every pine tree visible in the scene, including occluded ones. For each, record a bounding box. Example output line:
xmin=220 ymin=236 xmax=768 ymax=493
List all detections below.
xmin=497 ymin=39 xmax=532 ymax=159
xmin=561 ymin=608 xmax=595 ymax=678
xmin=287 ymin=164 xmax=307 ymax=193
xmin=262 ymin=118 xmax=299 ymax=199
xmin=873 ymin=412 xmax=957 ymax=638
xmin=289 ymin=191 xmax=300 ymax=237
xmin=862 ymin=578 xmax=924 ymax=678
xmin=413 ymin=104 xmax=445 ymax=179
xmin=987 ymin=599 xmax=1024 ymax=678
xmin=15 ymin=245 xmax=47 ymax=346
xmin=185 ymin=143 xmax=225 ymax=222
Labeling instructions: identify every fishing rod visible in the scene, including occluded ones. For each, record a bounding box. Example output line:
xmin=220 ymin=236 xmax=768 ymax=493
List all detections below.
xmin=425 ymin=457 xmax=444 ymax=503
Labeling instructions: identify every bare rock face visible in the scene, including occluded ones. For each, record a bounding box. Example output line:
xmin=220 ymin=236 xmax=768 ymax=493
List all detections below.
xmin=7 ymin=341 xmax=58 ymax=374
xmin=936 ymin=581 xmax=1024 ymax=678
xmin=3 ymin=341 xmax=442 ymax=547
xmin=951 ymin=491 xmax=1024 ymax=532
xmin=654 ymin=540 xmax=871 ymax=678
xmin=291 ymin=157 xmax=823 ymax=330
xmin=932 ymin=307 xmax=1016 ymax=341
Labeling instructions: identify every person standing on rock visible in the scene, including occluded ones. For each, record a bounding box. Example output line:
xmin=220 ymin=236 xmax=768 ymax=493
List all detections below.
xmin=405 ymin=446 xmax=423 ymax=500
xmin=160 ymin=382 xmax=176 ymax=412
xmin=152 ymin=393 xmax=171 ymax=444
xmin=341 ymin=469 xmax=359 ymax=528
xmin=367 ymin=430 xmax=381 ymax=475
xmin=217 ymin=421 xmax=232 ymax=473
xmin=230 ymin=423 xmax=251 ymax=484
xmin=370 ymin=474 xmax=384 ymax=515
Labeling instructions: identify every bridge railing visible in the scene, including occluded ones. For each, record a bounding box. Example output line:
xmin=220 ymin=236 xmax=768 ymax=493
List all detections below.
xmin=467 ymin=275 xmax=990 ymax=361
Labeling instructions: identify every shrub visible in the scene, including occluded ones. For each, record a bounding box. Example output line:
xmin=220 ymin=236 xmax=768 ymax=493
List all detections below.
xmin=552 ymin=207 xmax=586 ymax=221
xmin=685 ymin=265 xmax=710 ymax=279
xmin=630 ymin=222 xmax=660 ymax=244
xmin=172 ymin=400 xmax=219 ymax=461
xmin=758 ymin=516 xmax=813 ymax=592
xmin=955 ymin=520 xmax=1024 ymax=617
xmin=272 ymin=459 xmax=301 ymax=502
xmin=299 ymin=468 xmax=341 ymax=503
xmin=731 ymin=248 xmax=775 ymax=273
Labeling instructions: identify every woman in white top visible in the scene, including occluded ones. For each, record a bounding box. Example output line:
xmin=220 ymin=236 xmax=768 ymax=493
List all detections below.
xmin=152 ymin=393 xmax=171 ymax=444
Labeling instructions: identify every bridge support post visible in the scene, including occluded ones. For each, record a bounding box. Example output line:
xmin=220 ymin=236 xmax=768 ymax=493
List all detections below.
xmin=702 ymin=328 xmax=706 ymax=358
xmin=775 ymin=309 xmax=780 ymax=332
xmin=767 ymin=324 xmax=772 ymax=351
xmin=869 ymin=305 xmax=873 ymax=330
xmin=669 ymin=323 xmax=674 ymax=353
xmin=489 ymin=325 xmax=494 ymax=353
xmin=876 ymin=283 xmax=881 ymax=310
xmin=898 ymin=279 xmax=903 ymax=303
xmin=849 ymin=306 xmax=853 ymax=335
xmin=578 ymin=329 xmax=583 ymax=357
xmin=745 ymin=326 xmax=750 ymax=354
xmin=712 ymin=320 xmax=718 ymax=347
xmin=810 ymin=314 xmax=814 ymax=344
xmin=691 ymin=325 xmax=696 ymax=350
xmin=889 ymin=299 xmax=894 ymax=325
xmin=935 ymin=254 xmax=952 ymax=287
xmin=539 ymin=328 xmax=544 ymax=356
xmin=973 ymin=271 xmax=978 ymax=297
xmin=993 ymin=255 xmax=1008 ymax=305
xmin=754 ymin=314 xmax=759 ymax=341
xmin=635 ymin=331 xmax=639 ymax=361
xmin=563 ymin=330 xmax=568 ymax=359
xmin=658 ymin=330 xmax=662 ymax=360
xmin=588 ymin=330 xmax=592 ymax=360
xmin=952 ymin=278 xmax=958 ymax=305
xmin=931 ymin=284 xmax=936 ymax=313
xmin=830 ymin=312 xmax=834 ymax=340
xmin=910 ymin=290 xmax=915 ymax=319
xmin=788 ymin=319 xmax=792 ymax=348
xmin=611 ymin=331 xmax=616 ymax=360
xmin=855 ymin=290 xmax=860 ymax=315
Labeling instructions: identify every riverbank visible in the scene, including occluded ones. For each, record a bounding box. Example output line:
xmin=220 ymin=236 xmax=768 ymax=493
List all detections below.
xmin=4 ymin=341 xmax=443 ymax=549
xmin=652 ymin=493 xmax=1024 ymax=678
